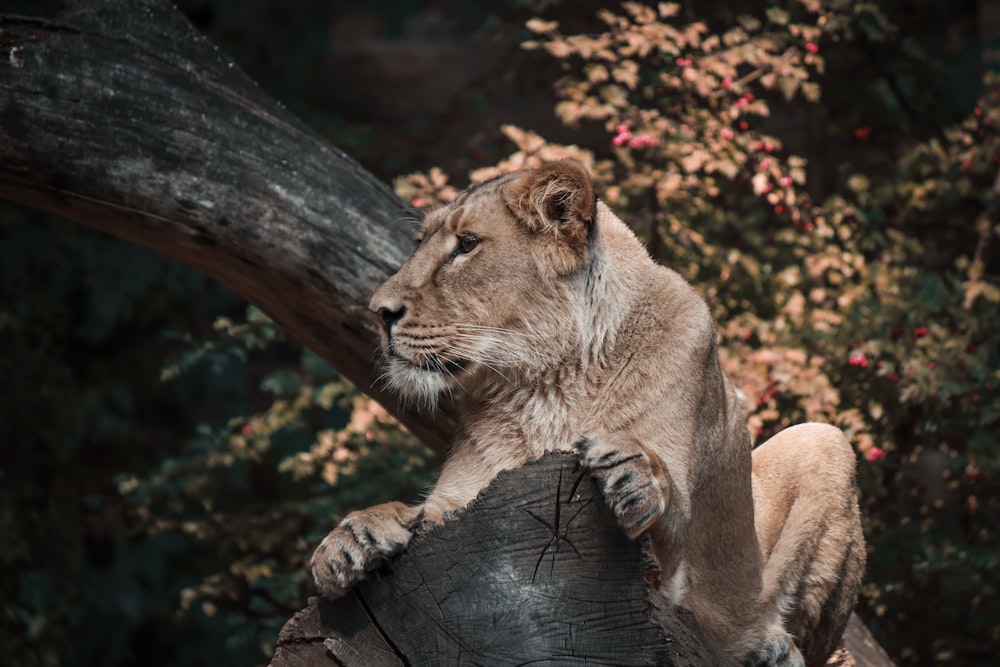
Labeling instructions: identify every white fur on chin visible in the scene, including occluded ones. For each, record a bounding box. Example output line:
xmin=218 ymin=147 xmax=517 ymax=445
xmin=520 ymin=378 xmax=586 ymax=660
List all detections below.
xmin=386 ymin=357 xmax=451 ymax=410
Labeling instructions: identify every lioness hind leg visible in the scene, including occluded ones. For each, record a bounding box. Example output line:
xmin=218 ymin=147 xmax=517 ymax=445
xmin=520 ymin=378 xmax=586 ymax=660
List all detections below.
xmin=576 ymin=436 xmax=667 ymax=539
xmin=794 ymin=510 xmax=865 ymax=666
xmin=752 ymin=423 xmax=866 ymax=667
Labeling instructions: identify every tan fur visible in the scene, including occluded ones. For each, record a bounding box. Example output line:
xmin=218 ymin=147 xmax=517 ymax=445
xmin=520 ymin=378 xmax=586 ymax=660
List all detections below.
xmin=311 ymin=161 xmax=865 ymax=666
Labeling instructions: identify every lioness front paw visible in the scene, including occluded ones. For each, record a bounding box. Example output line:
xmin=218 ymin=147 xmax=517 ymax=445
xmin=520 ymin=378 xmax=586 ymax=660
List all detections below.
xmin=741 ymin=634 xmax=805 ymax=667
xmin=576 ymin=437 xmax=666 ymax=539
xmin=311 ymin=501 xmax=424 ymax=598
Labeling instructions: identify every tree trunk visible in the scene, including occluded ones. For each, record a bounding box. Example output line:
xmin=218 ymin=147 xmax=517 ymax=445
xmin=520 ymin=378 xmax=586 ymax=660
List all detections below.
xmin=0 ymin=2 xmax=892 ymax=665
xmin=0 ymin=0 xmax=457 ymax=453
xmin=270 ymin=453 xmax=740 ymax=667
xmin=270 ymin=453 xmax=893 ymax=667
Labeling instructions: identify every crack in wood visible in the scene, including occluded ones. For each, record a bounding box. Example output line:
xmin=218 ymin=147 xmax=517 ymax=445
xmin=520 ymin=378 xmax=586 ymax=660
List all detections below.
xmin=352 ymin=590 xmax=410 ymax=667
xmin=527 ymin=466 xmax=589 ymax=583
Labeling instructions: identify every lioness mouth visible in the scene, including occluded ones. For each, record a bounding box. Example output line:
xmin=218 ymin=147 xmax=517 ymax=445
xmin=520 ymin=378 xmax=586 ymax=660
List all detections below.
xmin=392 ymin=352 xmax=468 ymax=376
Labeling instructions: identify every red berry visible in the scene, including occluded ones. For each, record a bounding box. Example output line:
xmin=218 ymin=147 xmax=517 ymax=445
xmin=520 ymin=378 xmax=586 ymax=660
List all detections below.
xmin=848 ymin=352 xmax=869 ymax=368
xmin=865 ymin=447 xmax=885 ymax=462
xmin=913 ymin=327 xmax=929 ymax=339
xmin=805 ymin=42 xmax=819 ymax=53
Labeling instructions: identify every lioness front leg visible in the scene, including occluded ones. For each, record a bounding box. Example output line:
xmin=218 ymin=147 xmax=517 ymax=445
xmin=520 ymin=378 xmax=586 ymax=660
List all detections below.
xmin=741 ymin=633 xmax=806 ymax=667
xmin=576 ymin=436 xmax=668 ymax=539
xmin=311 ymin=501 xmax=423 ymax=598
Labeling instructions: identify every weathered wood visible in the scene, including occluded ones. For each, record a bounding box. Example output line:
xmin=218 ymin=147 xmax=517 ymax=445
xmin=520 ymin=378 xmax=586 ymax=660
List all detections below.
xmin=0 ymin=0 xmax=457 ymax=453
xmin=841 ymin=614 xmax=897 ymax=667
xmin=271 ymin=453 xmax=893 ymax=667
xmin=270 ymin=453 xmax=737 ymax=667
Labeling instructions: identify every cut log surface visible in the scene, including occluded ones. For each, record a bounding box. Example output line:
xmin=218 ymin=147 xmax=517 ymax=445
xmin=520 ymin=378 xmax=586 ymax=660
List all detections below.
xmin=271 ymin=453 xmax=894 ymax=667
xmin=271 ymin=453 xmax=737 ymax=667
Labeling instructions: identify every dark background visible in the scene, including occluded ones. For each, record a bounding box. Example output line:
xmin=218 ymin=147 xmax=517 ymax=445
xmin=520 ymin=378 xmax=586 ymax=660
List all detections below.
xmin=2 ymin=1 xmax=998 ymax=665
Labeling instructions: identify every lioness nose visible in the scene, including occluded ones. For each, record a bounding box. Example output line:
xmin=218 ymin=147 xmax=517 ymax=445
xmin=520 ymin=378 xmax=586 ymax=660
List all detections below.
xmin=376 ymin=305 xmax=405 ymax=332
xmin=370 ymin=281 xmax=407 ymax=333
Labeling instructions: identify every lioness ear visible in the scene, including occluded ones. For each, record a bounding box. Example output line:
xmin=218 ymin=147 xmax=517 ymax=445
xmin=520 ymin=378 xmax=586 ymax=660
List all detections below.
xmin=503 ymin=159 xmax=596 ymax=274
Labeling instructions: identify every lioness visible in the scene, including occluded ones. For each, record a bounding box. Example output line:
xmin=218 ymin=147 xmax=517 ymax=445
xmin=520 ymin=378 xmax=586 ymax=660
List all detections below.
xmin=312 ymin=160 xmax=865 ymax=666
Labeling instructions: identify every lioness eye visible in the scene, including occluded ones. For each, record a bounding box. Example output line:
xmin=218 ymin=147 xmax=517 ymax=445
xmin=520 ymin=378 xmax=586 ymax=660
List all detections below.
xmin=454 ymin=233 xmax=480 ymax=257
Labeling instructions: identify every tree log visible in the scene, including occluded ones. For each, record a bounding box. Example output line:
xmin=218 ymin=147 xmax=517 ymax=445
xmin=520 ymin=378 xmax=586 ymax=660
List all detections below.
xmin=0 ymin=0 xmax=457 ymax=453
xmin=0 ymin=2 xmax=892 ymax=665
xmin=270 ymin=453 xmax=894 ymax=667
xmin=270 ymin=453 xmax=738 ymax=667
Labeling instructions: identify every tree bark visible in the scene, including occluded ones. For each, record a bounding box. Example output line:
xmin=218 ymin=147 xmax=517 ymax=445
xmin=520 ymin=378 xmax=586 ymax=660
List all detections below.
xmin=270 ymin=453 xmax=740 ymax=667
xmin=0 ymin=2 xmax=892 ymax=665
xmin=0 ymin=0 xmax=457 ymax=453
xmin=270 ymin=454 xmax=893 ymax=667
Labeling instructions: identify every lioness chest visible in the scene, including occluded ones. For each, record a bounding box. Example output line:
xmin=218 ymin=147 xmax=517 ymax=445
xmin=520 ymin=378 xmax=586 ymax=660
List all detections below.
xmin=468 ymin=363 xmax=630 ymax=460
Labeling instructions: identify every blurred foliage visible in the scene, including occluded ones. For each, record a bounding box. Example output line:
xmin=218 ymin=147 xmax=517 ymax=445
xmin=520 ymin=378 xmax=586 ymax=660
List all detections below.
xmin=0 ymin=211 xmax=434 ymax=667
xmin=397 ymin=2 xmax=1000 ymax=664
xmin=2 ymin=0 xmax=998 ymax=666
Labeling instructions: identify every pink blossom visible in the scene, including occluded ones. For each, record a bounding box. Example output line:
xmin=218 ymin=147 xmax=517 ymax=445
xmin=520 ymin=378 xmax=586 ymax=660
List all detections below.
xmin=721 ymin=128 xmax=734 ymax=140
xmin=612 ymin=125 xmax=632 ymax=146
xmin=848 ymin=352 xmax=869 ymax=368
xmin=628 ymin=134 xmax=661 ymax=149
xmin=805 ymin=42 xmax=819 ymax=53
xmin=865 ymin=447 xmax=885 ymax=462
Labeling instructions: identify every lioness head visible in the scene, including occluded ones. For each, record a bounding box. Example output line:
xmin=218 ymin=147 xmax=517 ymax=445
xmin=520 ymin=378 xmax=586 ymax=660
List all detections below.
xmin=370 ymin=160 xmax=597 ymax=406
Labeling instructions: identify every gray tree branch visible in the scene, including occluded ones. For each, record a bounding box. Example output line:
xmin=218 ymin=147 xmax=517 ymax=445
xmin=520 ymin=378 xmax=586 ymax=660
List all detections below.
xmin=0 ymin=0 xmax=457 ymax=453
